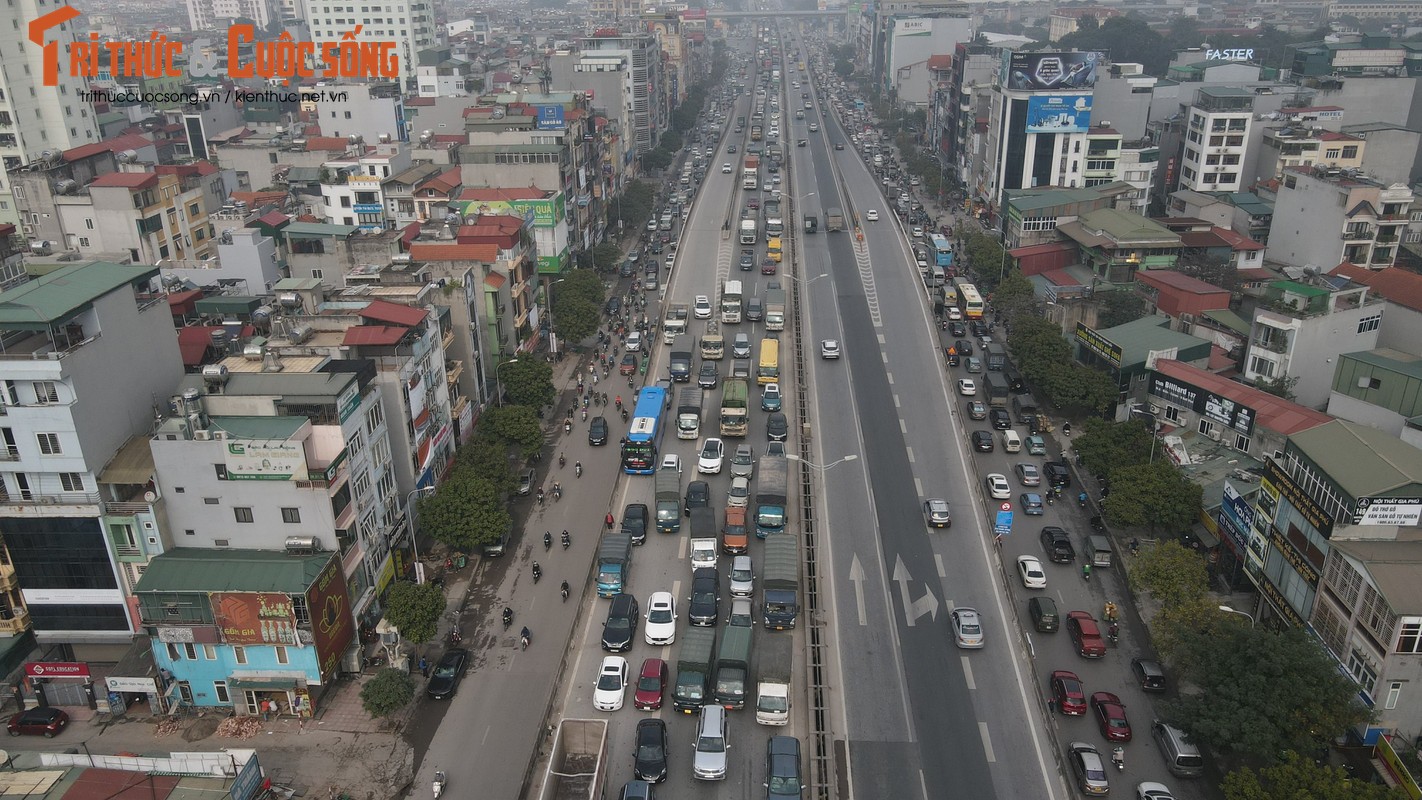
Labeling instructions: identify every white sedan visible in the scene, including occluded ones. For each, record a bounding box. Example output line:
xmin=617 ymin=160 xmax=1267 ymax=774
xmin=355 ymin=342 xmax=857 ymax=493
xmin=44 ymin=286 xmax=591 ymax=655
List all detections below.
xmin=1017 ymin=555 xmax=1047 ymax=589
xmin=820 ymin=339 xmax=841 ymax=359
xmin=957 ymin=379 xmax=977 ymax=396
xmin=722 ymin=163 xmax=733 ymax=173
xmin=986 ymin=473 xmax=1011 ymax=499
xmin=644 ymin=592 xmax=677 ymax=645
xmin=865 ymin=209 xmax=880 ymax=222
xmin=592 ymin=656 xmax=628 ymax=711
xmin=693 ymin=295 xmax=713 ymax=319
xmin=728 ymin=476 xmax=750 ymax=508
xmin=698 ymin=437 xmax=725 ymax=474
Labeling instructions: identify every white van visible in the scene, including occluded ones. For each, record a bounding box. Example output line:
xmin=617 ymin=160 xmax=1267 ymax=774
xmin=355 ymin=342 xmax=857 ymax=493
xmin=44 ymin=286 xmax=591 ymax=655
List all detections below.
xmin=1152 ymin=722 xmax=1204 ymax=778
xmin=1002 ymin=430 xmax=1022 ymax=453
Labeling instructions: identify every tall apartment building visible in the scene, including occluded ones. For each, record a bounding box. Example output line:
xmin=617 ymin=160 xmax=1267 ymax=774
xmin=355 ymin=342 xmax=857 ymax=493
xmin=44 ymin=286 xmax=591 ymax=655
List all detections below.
xmin=0 ymin=262 xmax=184 ymax=653
xmin=1176 ymin=87 xmax=1254 ymax=194
xmin=1265 ymin=165 xmax=1414 ymax=271
xmin=1243 ymin=276 xmax=1383 ymax=408
xmin=0 ymin=0 xmax=102 ymax=228
xmin=582 ymin=30 xmax=664 ymax=155
xmin=185 ymin=0 xmax=280 ymax=31
xmin=298 ymin=0 xmax=439 ymax=88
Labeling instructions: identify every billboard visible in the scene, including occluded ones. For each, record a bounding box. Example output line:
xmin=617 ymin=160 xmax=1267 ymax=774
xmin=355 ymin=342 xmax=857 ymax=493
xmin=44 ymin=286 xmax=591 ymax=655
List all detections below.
xmin=1074 ymin=322 xmax=1123 ymax=367
xmin=1003 ymin=51 xmax=1102 ymax=91
xmin=1025 ymin=94 xmax=1093 ymax=133
xmin=1354 ymin=497 xmax=1422 ymax=527
xmin=455 ymin=193 xmax=565 ymax=229
xmin=224 ymin=441 xmax=306 ymax=481
xmin=212 ymin=592 xmax=298 ymax=646
xmin=535 ymin=105 xmax=565 ymax=131
xmin=307 ymin=556 xmax=354 ymax=678
xmin=1149 ymin=371 xmax=1257 ymax=437
xmin=894 ymin=18 xmax=932 ymax=37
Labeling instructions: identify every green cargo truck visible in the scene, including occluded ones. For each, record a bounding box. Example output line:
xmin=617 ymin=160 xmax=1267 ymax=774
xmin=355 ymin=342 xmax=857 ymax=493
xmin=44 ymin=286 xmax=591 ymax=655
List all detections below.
xmin=655 ymin=468 xmax=682 ymax=533
xmin=673 ymin=627 xmax=717 ymax=713
xmin=713 ymin=625 xmax=753 ymax=709
xmin=762 ymin=535 xmax=800 ymax=630
xmin=720 ymin=379 xmax=749 ymax=437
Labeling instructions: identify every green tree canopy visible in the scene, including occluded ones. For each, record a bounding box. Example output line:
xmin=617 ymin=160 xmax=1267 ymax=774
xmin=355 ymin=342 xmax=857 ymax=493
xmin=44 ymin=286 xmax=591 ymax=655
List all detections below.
xmin=1058 ymin=16 xmax=1170 ymax=75
xmin=1177 ymin=252 xmax=1238 ymax=292
xmin=1223 ymin=751 xmax=1408 ymax=800
xmin=659 ymin=130 xmax=684 ymax=153
xmin=484 ymin=404 xmax=545 ymax=456
xmin=1166 ymin=624 xmax=1372 ymax=761
xmin=360 ymin=668 xmax=415 ymax=717
xmin=553 ymin=295 xmax=600 ymax=346
xmin=1102 ymin=459 xmax=1202 ymax=533
xmin=992 ymin=269 xmax=1038 ymax=323
xmin=592 ymin=242 xmax=623 ymax=273
xmin=642 ymin=147 xmax=675 ymax=172
xmin=1129 ymin=539 xmax=1208 ymax=608
xmin=418 ymin=471 xmax=509 ymax=551
xmin=456 ymin=431 xmax=513 ymax=490
xmin=559 ymin=267 xmax=606 ymax=305
xmin=1097 ymin=290 xmax=1148 ymax=328
xmin=382 ymin=580 xmax=445 ymax=644
xmin=498 ymin=358 xmax=555 ymax=409
xmin=1074 ymin=418 xmax=1156 ymax=478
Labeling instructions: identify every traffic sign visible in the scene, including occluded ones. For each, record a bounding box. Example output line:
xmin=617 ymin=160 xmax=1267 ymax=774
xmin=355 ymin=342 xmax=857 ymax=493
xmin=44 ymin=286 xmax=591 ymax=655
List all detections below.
xmin=994 ymin=509 xmax=1014 ymax=536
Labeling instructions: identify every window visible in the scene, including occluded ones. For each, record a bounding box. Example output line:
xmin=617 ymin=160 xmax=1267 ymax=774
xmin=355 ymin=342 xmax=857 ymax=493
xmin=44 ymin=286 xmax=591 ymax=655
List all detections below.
xmin=78 ymin=237 xmax=89 ymax=247
xmin=1358 ymin=314 xmax=1381 ymax=334
xmin=233 ymin=646 xmax=247 ymax=665
xmin=35 ymin=433 xmax=60 ymax=454
xmin=1386 ymin=681 xmax=1402 ymax=710
xmin=203 ymin=644 xmax=216 ymax=660
xmin=215 ymin=464 xmax=228 ymax=480
xmin=1197 ymin=419 xmax=1215 ymax=437
xmin=1346 ymin=648 xmax=1378 ymax=695
xmin=311 ymin=269 xmax=323 ymax=279
xmin=1398 ymin=622 xmax=1422 ymax=654
xmin=32 ymin=381 xmax=58 ymax=404
xmin=234 ymin=507 xmax=254 ymax=523
xmin=1248 ymin=354 xmax=1276 ymax=379
xmin=275 ymin=646 xmax=289 ymax=664
xmin=1162 ymin=405 xmax=1181 ymax=424
xmin=214 ymin=681 xmax=230 ymax=704
xmin=167 ymin=642 xmax=181 ymax=659
xmin=281 ymin=508 xmax=301 ymax=523
xmin=84 ymin=218 xmax=93 ymax=229
xmin=183 ymin=642 xmax=197 ymax=660
xmin=59 ymin=473 xmax=83 ymax=491
xmin=1233 ymin=434 xmax=1250 ymax=453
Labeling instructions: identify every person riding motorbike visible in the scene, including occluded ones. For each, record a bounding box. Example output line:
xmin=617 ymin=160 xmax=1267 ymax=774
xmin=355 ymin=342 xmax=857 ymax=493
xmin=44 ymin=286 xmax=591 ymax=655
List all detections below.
xmin=559 ymin=452 xmax=566 ymax=468
xmin=562 ymin=529 xmax=571 ymax=548
xmin=536 ymin=488 xmax=545 ymax=506
xmin=532 ymin=562 xmax=542 ymax=582
xmin=520 ymin=626 xmax=531 ymax=649
xmin=561 ymin=581 xmax=570 ymax=601
xmin=502 ymin=607 xmax=513 ymax=628
xmin=575 ymin=461 xmax=583 ymax=478
xmin=543 ymin=531 xmax=552 ymax=550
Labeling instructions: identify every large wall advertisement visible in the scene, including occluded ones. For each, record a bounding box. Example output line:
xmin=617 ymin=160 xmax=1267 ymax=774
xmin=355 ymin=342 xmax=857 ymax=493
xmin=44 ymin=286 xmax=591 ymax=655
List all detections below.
xmin=1003 ymin=51 xmax=1102 ymax=91
xmin=1025 ymin=95 xmax=1093 ymax=133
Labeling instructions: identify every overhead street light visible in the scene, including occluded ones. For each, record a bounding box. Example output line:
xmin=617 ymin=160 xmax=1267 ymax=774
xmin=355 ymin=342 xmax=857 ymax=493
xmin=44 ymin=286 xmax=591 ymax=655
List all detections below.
xmin=1218 ymin=604 xmax=1256 ymax=628
xmin=406 ymin=485 xmax=437 ymax=584
xmin=786 ymin=453 xmax=859 ymax=471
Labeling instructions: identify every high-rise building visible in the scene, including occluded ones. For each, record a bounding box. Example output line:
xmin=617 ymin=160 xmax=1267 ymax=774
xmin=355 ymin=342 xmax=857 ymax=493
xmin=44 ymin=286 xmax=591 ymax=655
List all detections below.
xmin=1176 ymin=87 xmax=1254 ymax=194
xmin=582 ymin=29 xmax=665 ymax=155
xmin=299 ymin=0 xmax=439 ymax=88
xmin=0 ymin=0 xmax=101 ymax=228
xmin=185 ymin=0 xmax=280 ymax=31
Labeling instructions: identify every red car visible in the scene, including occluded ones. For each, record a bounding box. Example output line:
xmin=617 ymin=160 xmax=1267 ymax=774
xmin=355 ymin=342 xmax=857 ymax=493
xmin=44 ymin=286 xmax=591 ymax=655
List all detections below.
xmin=1090 ymin=691 xmax=1132 ymax=742
xmin=1067 ymin=611 xmax=1106 ymax=658
xmin=1050 ymin=670 xmax=1087 ymax=716
xmin=633 ymin=657 xmax=668 ymax=710
xmin=760 ymin=258 xmax=777 ymax=275
xmin=7 ymin=707 xmax=68 ymax=737
xmin=619 ymin=353 xmax=638 ymax=375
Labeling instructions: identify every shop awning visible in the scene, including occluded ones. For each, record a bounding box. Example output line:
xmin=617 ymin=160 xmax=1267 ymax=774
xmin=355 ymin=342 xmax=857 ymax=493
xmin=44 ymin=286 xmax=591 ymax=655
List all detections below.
xmin=228 ymin=676 xmax=307 ymax=691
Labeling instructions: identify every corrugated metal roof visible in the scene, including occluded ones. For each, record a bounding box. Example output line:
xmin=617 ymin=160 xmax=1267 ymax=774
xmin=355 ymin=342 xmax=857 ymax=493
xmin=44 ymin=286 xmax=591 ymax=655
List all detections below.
xmin=134 ymin=549 xmax=335 ymax=594
xmin=283 ymin=221 xmax=359 ymax=238
xmin=1331 ymin=540 xmax=1422 ymax=615
xmin=1153 ymin=359 xmax=1331 ymax=435
xmin=0 ymin=261 xmax=159 ymax=328
xmin=1289 ymin=419 xmax=1422 ymax=498
xmin=343 ymin=325 xmax=408 ymax=346
xmin=360 ymin=299 xmax=426 ymax=327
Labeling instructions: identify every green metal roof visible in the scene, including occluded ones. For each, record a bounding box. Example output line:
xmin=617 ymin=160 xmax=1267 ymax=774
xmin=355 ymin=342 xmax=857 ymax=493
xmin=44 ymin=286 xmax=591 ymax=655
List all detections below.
xmin=1202 ymin=307 xmax=1251 ymax=336
xmin=272 ymin=277 xmax=325 ymax=291
xmin=283 ymin=221 xmax=359 ymax=239
xmin=1098 ymin=315 xmax=1211 ymax=367
xmin=1077 ymin=208 xmax=1181 ymax=245
xmin=134 ymin=548 xmax=336 ymax=594
xmin=1341 ymin=348 xmax=1422 ymax=380
xmin=1222 ymin=192 xmax=1274 ymax=216
xmin=210 ymin=415 xmax=308 ymax=440
xmin=1273 ymin=279 xmax=1330 ymax=297
xmin=0 ymin=261 xmax=159 ymax=329
xmin=1289 ymin=420 xmax=1422 ymax=499
xmin=1006 ymin=182 xmax=1133 ymax=213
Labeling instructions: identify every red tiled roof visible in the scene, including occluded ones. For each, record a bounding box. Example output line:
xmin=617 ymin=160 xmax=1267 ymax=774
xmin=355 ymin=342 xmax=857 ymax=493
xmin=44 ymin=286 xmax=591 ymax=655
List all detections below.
xmin=418 ymin=168 xmax=462 ymax=194
xmin=360 ymin=299 xmax=427 ymax=328
xmin=927 ymin=54 xmax=953 ymax=70
xmin=64 ymin=768 xmax=180 ymax=800
xmin=1136 ymin=269 xmax=1228 ymax=294
xmin=433 ymin=134 xmax=465 ymax=144
xmin=343 ymin=325 xmax=409 ymax=346
xmin=90 ymin=172 xmax=159 ymax=189
xmin=1153 ymin=359 xmax=1332 ymax=435
xmin=1212 ymin=227 xmax=1264 ymax=250
xmin=1237 ymin=267 xmax=1276 ymax=283
xmin=0 ymin=224 xmax=13 ymax=237
xmin=1331 ymin=262 xmax=1422 ymax=313
xmin=167 ymin=290 xmax=204 ymax=316
xmin=406 ymin=97 xmax=436 ymax=106
xmin=484 ymin=272 xmax=507 ymax=289
xmin=304 ymin=136 xmax=352 ymax=151
xmin=255 ymin=211 xmax=290 ymax=227
xmin=470 ymin=214 xmax=524 ymax=232
xmin=62 ymin=133 xmax=151 ymax=162
xmin=408 ymin=242 xmax=498 ymax=262
xmin=175 ymin=324 xmax=255 ymax=367
xmin=400 ymin=221 xmax=422 ymax=247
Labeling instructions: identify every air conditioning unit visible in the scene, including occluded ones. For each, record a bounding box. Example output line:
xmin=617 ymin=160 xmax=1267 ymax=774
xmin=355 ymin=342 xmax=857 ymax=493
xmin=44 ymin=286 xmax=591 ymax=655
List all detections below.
xmin=193 ymin=429 xmax=213 ymax=441
xmin=1206 ymin=429 xmax=1222 ymax=442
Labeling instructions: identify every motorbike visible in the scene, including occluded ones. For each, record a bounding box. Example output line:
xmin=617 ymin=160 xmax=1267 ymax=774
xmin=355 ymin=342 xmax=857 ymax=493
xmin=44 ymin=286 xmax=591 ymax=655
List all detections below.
xmin=562 ymin=530 xmax=571 ymax=549
xmin=1079 ymin=493 xmax=1088 ymax=508
xmin=532 ymin=562 xmax=542 ymax=583
xmin=447 ymin=627 xmax=462 ymax=645
xmin=502 ymin=607 xmax=513 ymax=629
xmin=520 ymin=627 xmax=531 ymax=650
xmin=575 ymin=462 xmax=583 ymax=478
xmin=1063 ymin=421 xmax=1072 ymax=436
xmin=551 ymin=483 xmax=562 ymax=502
xmin=561 ymin=581 xmax=570 ymax=602
xmin=559 ymin=453 xmax=566 ymax=468
xmin=622 ymin=408 xmax=629 ymax=423
xmin=1107 ymin=622 xmax=1120 ymax=645
xmin=536 ymin=488 xmax=545 ymax=507
xmin=581 ymin=408 xmax=588 ymax=422
xmin=564 ymin=420 xmax=572 ymax=433
xmin=362 ymin=653 xmax=386 ymax=669
xmin=1111 ymin=747 xmax=1124 ymax=771
xmin=433 ymin=770 xmax=447 ymax=799
xmin=544 ymin=531 xmax=552 ymax=551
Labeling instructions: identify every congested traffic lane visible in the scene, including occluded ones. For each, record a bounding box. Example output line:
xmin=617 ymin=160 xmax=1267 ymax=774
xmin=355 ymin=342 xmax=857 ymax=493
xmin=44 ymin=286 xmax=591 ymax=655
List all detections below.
xmin=546 ymin=53 xmax=814 ymax=798
xmin=795 ymin=36 xmax=1065 ymax=800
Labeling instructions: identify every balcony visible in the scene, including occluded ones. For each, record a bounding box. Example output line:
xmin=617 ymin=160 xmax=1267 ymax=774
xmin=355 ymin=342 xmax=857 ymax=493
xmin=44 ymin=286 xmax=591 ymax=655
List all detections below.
xmin=1342 ymin=228 xmax=1373 ymax=241
xmin=0 ymin=491 xmax=101 ymax=506
xmin=0 ymin=562 xmax=16 ymax=592
xmin=0 ymin=606 xmax=30 ymax=635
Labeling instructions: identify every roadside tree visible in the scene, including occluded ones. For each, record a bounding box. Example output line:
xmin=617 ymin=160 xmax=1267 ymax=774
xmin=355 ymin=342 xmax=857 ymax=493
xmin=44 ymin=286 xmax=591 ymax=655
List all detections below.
xmin=383 ymin=580 xmax=445 ymax=644
xmin=498 ymin=358 xmax=556 ymax=409
xmin=360 ymin=668 xmax=415 ymax=717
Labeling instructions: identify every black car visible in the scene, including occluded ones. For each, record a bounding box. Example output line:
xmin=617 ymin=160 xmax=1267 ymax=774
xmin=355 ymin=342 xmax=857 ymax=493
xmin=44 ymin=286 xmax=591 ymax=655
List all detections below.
xmin=698 ymin=362 xmax=719 ymax=389
xmin=689 ymin=567 xmax=720 ymax=625
xmin=989 ymin=409 xmax=1012 ymax=430
xmin=619 ymin=259 xmax=637 ymax=277
xmin=1132 ymin=658 xmax=1167 ymax=693
xmin=622 ymin=503 xmax=649 ymax=545
xmin=607 ymin=296 xmax=623 ymax=315
xmin=633 ymin=718 xmax=669 ymax=783
xmin=971 ymin=431 xmax=995 ymax=452
xmin=601 ymin=593 xmax=640 ymax=652
xmin=739 ymin=252 xmax=755 ymax=271
xmin=954 ymin=339 xmax=973 ymax=357
xmin=684 ymin=480 xmax=711 ymax=515
xmin=1044 ymin=461 xmax=1072 ymax=488
xmin=834 ymin=142 xmax=844 ymax=150
xmin=767 ymin=412 xmax=789 ymax=442
xmin=971 ymin=320 xmax=990 ymax=338
xmin=589 ymin=416 xmax=610 ymax=446
xmin=949 ymin=321 xmax=967 ymax=337
xmin=1040 ymin=527 xmax=1075 ymax=563
xmin=425 ymin=648 xmax=469 ymax=700
xmin=766 ymin=735 xmax=804 ymax=799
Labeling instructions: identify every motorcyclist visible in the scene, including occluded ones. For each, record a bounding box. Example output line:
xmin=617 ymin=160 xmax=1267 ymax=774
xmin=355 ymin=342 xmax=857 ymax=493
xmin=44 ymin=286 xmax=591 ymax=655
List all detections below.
xmin=532 ymin=561 xmax=542 ymax=581
xmin=559 ymin=452 xmax=566 ymax=468
xmin=543 ymin=531 xmax=552 ymax=550
xmin=562 ymin=529 xmax=571 ymax=548
xmin=575 ymin=461 xmax=583 ymax=477
xmin=560 ymin=580 xmax=570 ymax=601
xmin=520 ymin=626 xmax=531 ymax=647
xmin=502 ymin=607 xmax=513 ymax=627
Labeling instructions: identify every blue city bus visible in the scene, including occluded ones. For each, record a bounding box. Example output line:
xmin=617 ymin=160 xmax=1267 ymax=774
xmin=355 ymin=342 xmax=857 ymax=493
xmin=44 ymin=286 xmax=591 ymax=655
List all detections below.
xmin=926 ymin=234 xmax=955 ymax=268
xmin=622 ymin=385 xmax=668 ymax=474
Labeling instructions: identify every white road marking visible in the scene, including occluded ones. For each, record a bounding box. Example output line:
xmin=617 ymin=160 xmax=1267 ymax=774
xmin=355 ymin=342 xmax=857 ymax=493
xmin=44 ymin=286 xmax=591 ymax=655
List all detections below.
xmin=914 ymin=477 xmax=923 ymax=496
xmin=979 ymin=722 xmax=996 ymax=763
xmin=905 ymin=446 xmax=914 ymax=463
xmin=935 ymin=554 xmax=946 ymax=577
xmin=899 ymin=419 xmax=907 ymax=434
xmin=962 ymin=656 xmax=976 ymax=690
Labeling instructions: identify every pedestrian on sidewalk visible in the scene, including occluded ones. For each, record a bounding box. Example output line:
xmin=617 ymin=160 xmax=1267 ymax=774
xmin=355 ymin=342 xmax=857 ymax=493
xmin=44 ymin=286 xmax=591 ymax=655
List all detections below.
xmin=1047 ymin=698 xmax=1057 ymax=716
xmin=605 ymin=512 xmax=615 ymax=531
xmin=419 ymin=656 xmax=429 ymax=678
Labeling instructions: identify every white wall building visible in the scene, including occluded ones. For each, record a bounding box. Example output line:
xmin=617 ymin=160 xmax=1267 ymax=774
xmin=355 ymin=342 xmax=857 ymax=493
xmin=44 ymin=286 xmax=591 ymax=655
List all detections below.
xmin=299 ymin=0 xmax=438 ymax=87
xmin=185 ymin=0 xmax=280 ymax=31
xmin=1178 ymin=86 xmax=1255 ymax=193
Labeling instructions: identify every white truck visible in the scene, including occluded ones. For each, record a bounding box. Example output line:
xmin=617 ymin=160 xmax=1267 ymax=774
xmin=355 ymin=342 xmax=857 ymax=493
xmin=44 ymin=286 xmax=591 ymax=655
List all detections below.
xmin=676 ymin=387 xmax=704 ymax=440
xmin=689 ymin=508 xmax=718 ymax=570
xmin=663 ymin=303 xmax=689 ymax=344
xmin=739 ymin=218 xmax=758 ymax=245
xmin=755 ymin=635 xmax=792 ymax=725
xmin=722 ymin=279 xmax=744 ymax=324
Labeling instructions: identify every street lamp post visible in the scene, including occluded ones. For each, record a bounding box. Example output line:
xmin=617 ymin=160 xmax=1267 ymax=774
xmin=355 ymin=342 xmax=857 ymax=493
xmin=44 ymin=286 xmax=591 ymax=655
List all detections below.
xmin=1218 ymin=604 xmax=1256 ymax=628
xmin=786 ymin=453 xmax=859 ymax=471
xmin=546 ymin=278 xmax=566 ymax=354
xmin=406 ymin=486 xmax=437 ymax=584
xmin=493 ymin=358 xmax=519 ymax=408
